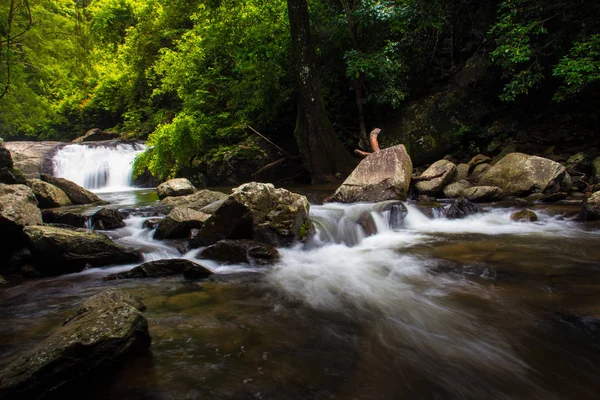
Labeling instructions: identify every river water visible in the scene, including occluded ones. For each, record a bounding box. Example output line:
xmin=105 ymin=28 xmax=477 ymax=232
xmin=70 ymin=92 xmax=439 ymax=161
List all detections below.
xmin=1 ymin=186 xmax=600 ymax=399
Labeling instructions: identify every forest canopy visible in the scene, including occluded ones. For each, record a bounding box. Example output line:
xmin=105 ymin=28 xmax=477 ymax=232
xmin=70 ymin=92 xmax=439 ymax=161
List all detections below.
xmin=1 ymin=0 xmax=599 ymax=180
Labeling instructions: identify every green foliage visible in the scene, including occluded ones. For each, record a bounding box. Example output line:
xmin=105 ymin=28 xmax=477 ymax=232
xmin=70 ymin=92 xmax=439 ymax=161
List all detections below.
xmin=553 ymin=34 xmax=600 ymax=101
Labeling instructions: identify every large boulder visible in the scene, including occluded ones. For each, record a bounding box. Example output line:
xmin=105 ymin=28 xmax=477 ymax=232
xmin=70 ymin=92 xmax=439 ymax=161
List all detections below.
xmin=198 ymin=239 xmax=280 ymax=266
xmin=154 ymin=207 xmax=210 ymax=240
xmin=90 ymin=208 xmax=126 ymax=230
xmin=462 ymin=186 xmax=503 ymax=202
xmin=579 ymin=191 xmax=600 ymax=221
xmin=160 ymin=189 xmax=227 ymax=211
xmin=443 ymin=179 xmax=471 ymax=198
xmin=194 ymin=182 xmax=311 ymax=247
xmin=23 ymin=225 xmax=141 ymax=274
xmin=445 ymin=198 xmax=480 ymax=219
xmin=453 ymin=163 xmax=469 ymax=182
xmin=0 ymin=289 xmax=150 ymax=400
xmin=479 ymin=153 xmax=571 ymax=196
xmin=28 ymin=179 xmax=72 ymax=208
xmin=41 ymin=174 xmax=105 ymax=205
xmin=0 ymin=184 xmax=43 ymax=247
xmin=469 ymin=163 xmax=490 ymax=184
xmin=72 ymin=128 xmax=120 ymax=143
xmin=104 ymin=259 xmax=212 ymax=281
xmin=2 ymin=141 xmax=60 ymax=179
xmin=330 ymin=145 xmax=412 ymax=203
xmin=415 ymin=160 xmax=456 ymax=196
xmin=41 ymin=209 xmax=88 ymax=228
xmin=157 ymin=178 xmax=196 ymax=200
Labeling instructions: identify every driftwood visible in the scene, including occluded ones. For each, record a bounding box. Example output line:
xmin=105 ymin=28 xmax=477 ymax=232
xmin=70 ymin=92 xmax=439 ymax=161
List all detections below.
xmin=355 ymin=128 xmax=382 ymax=157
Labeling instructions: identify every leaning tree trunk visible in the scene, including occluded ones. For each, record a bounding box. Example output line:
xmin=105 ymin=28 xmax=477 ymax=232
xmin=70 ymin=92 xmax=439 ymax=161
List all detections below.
xmin=287 ymin=0 xmax=356 ymax=183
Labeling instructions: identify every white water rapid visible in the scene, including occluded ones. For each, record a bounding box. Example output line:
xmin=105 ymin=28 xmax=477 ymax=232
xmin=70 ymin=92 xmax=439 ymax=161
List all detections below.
xmin=52 ymin=142 xmax=146 ymax=192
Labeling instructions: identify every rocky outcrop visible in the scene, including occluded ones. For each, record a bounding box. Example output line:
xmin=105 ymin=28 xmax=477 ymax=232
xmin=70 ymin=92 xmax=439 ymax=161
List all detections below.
xmin=415 ymin=160 xmax=456 ymax=196
xmin=41 ymin=210 xmax=88 ymax=228
xmin=154 ymin=207 xmax=210 ymax=240
xmin=0 ymin=184 xmax=43 ymax=248
xmin=28 ymin=179 xmax=72 ymax=208
xmin=72 ymin=128 xmax=120 ymax=143
xmin=193 ymin=182 xmax=311 ymax=247
xmin=443 ymin=179 xmax=471 ymax=198
xmin=157 ymin=178 xmax=197 ymax=200
xmin=479 ymin=153 xmax=571 ymax=196
xmin=579 ymin=191 xmax=600 ymax=221
xmin=90 ymin=208 xmax=126 ymax=230
xmin=462 ymin=186 xmax=503 ymax=202
xmin=330 ymin=145 xmax=412 ymax=203
xmin=198 ymin=240 xmax=280 ymax=266
xmin=160 ymin=189 xmax=227 ymax=211
xmin=0 ymin=289 xmax=150 ymax=400
xmin=445 ymin=198 xmax=480 ymax=219
xmin=2 ymin=141 xmax=60 ymax=179
xmin=41 ymin=174 xmax=105 ymax=205
xmin=511 ymin=210 xmax=538 ymax=222
xmin=104 ymin=259 xmax=212 ymax=281
xmin=23 ymin=225 xmax=140 ymax=274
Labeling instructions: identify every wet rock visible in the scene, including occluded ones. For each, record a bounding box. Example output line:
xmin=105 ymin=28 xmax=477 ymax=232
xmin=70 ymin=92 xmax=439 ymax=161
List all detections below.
xmin=120 ymin=204 xmax=172 ymax=218
xmin=41 ymin=174 xmax=105 ymax=205
xmin=443 ymin=179 xmax=471 ymax=198
xmin=103 ymin=259 xmax=212 ymax=281
xmin=510 ymin=210 xmax=538 ymax=222
xmin=0 ymin=184 xmax=43 ymax=249
xmin=0 ymin=289 xmax=150 ymax=400
xmin=91 ymin=208 xmax=126 ymax=230
xmin=157 ymin=178 xmax=196 ymax=200
xmin=330 ymin=145 xmax=412 ymax=202
xmin=454 ymin=163 xmax=469 ymax=182
xmin=469 ymin=163 xmax=490 ymax=184
xmin=198 ymin=239 xmax=280 ymax=266
xmin=154 ymin=207 xmax=210 ymax=240
xmin=160 ymin=189 xmax=227 ymax=211
xmin=194 ymin=182 xmax=311 ymax=248
xmin=41 ymin=209 xmax=88 ymax=228
xmin=23 ymin=225 xmax=141 ymax=274
xmin=142 ymin=218 xmax=162 ymax=230
xmin=445 ymin=198 xmax=480 ymax=219
xmin=415 ymin=160 xmax=456 ymax=196
xmin=579 ymin=191 xmax=600 ymax=221
xmin=467 ymin=154 xmax=491 ymax=171
xmin=479 ymin=153 xmax=571 ymax=196
xmin=72 ymin=128 xmax=120 ymax=143
xmin=462 ymin=186 xmax=503 ymax=202
xmin=28 ymin=178 xmax=72 ymax=208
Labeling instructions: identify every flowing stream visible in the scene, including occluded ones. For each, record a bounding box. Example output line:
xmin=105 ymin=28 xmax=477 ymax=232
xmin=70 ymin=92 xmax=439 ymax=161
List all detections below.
xmin=1 ymin=172 xmax=600 ymax=398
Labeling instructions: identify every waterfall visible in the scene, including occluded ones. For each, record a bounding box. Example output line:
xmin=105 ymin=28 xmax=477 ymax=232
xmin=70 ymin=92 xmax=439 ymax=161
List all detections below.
xmin=52 ymin=142 xmax=146 ymax=192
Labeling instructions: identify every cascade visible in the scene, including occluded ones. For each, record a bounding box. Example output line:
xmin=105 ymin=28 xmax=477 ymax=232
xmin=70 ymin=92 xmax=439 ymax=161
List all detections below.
xmin=52 ymin=142 xmax=146 ymax=192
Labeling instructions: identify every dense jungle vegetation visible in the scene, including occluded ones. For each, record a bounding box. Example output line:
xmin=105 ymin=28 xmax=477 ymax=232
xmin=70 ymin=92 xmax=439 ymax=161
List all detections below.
xmin=1 ymin=0 xmax=599 ymax=182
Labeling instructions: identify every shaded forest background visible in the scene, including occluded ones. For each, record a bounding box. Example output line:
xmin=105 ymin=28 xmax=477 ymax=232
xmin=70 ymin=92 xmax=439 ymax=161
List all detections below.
xmin=1 ymin=0 xmax=599 ymax=183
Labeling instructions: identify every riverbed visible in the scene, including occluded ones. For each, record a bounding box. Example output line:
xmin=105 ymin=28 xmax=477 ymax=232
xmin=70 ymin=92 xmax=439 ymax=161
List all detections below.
xmin=1 ymin=188 xmax=600 ymax=399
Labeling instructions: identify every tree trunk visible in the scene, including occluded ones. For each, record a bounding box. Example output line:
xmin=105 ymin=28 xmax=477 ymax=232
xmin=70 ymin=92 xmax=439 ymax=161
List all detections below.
xmin=287 ymin=0 xmax=355 ymax=183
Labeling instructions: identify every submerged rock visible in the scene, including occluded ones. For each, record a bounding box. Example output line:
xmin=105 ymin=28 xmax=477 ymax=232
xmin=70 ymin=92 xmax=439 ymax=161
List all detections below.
xmin=28 ymin=179 xmax=72 ymax=208
xmin=157 ymin=178 xmax=196 ymax=200
xmin=104 ymin=259 xmax=212 ymax=281
xmin=0 ymin=289 xmax=150 ymax=400
xmin=0 ymin=184 xmax=43 ymax=248
xmin=23 ymin=225 xmax=141 ymax=274
xmin=330 ymin=145 xmax=412 ymax=203
xmin=41 ymin=209 xmax=88 ymax=228
xmin=445 ymin=198 xmax=480 ymax=219
xmin=479 ymin=153 xmax=571 ymax=196
xmin=160 ymin=189 xmax=227 ymax=211
xmin=511 ymin=210 xmax=538 ymax=222
xmin=198 ymin=239 xmax=280 ymax=266
xmin=41 ymin=174 xmax=105 ymax=205
xmin=462 ymin=186 xmax=503 ymax=202
xmin=91 ymin=208 xmax=126 ymax=230
xmin=194 ymin=182 xmax=311 ymax=248
xmin=415 ymin=160 xmax=456 ymax=196
xmin=154 ymin=207 xmax=210 ymax=240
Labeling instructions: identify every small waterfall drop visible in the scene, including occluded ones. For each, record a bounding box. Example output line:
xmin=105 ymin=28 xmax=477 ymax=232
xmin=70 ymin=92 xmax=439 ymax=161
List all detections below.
xmin=52 ymin=142 xmax=146 ymax=192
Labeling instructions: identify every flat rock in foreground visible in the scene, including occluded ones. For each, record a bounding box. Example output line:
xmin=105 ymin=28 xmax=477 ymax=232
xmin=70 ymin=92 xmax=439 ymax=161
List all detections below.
xmin=0 ymin=289 xmax=150 ymax=400
xmin=330 ymin=145 xmax=412 ymax=202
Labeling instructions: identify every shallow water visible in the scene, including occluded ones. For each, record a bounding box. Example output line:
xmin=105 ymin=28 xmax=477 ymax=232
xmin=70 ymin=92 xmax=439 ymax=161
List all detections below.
xmin=1 ymin=189 xmax=600 ymax=399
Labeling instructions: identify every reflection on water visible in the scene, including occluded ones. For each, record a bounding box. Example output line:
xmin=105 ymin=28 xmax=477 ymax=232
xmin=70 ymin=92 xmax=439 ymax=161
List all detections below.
xmin=1 ymin=190 xmax=600 ymax=399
